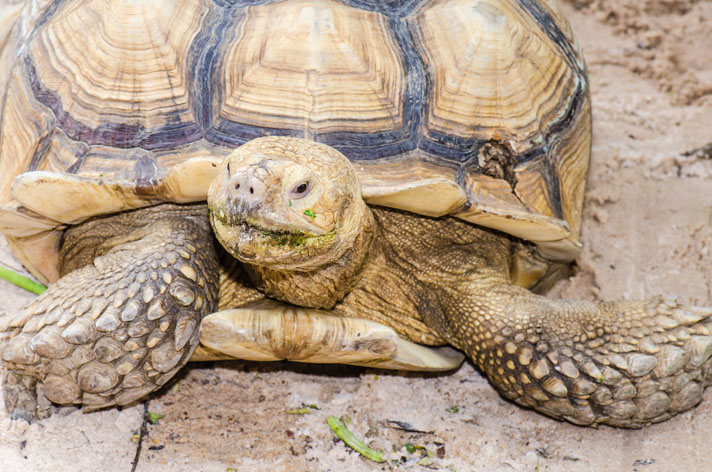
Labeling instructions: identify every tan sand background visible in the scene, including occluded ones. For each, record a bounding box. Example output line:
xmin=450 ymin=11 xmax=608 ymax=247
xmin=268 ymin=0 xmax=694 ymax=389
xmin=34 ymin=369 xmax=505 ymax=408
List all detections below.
xmin=0 ymin=1 xmax=711 ymax=470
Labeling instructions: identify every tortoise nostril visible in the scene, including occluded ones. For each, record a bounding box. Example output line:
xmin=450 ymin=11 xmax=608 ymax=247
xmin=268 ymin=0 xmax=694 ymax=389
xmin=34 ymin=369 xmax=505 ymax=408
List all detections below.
xmin=231 ymin=174 xmax=262 ymax=200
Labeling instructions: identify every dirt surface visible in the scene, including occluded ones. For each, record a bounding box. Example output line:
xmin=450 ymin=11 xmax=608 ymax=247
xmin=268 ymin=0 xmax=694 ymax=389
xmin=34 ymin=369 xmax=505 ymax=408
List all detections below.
xmin=1 ymin=1 xmax=712 ymax=471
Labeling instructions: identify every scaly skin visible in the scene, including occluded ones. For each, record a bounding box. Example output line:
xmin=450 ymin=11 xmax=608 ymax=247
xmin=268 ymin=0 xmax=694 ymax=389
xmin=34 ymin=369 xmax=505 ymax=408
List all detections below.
xmin=209 ymin=137 xmax=376 ymax=309
xmin=4 ymin=138 xmax=711 ymax=426
xmin=1 ymin=204 xmax=219 ymax=420
xmin=348 ymin=209 xmax=712 ymax=427
xmin=215 ymin=137 xmax=712 ymax=427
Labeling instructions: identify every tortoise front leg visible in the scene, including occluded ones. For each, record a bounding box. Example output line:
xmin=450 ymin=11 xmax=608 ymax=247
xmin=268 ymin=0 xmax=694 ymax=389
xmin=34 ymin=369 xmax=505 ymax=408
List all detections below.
xmin=1 ymin=205 xmax=218 ymax=420
xmin=436 ymin=279 xmax=712 ymax=427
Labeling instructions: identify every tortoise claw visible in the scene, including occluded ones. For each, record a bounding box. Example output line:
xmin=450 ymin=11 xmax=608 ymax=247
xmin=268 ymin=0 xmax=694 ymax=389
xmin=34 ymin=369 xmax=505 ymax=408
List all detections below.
xmin=1 ymin=213 xmax=218 ymax=415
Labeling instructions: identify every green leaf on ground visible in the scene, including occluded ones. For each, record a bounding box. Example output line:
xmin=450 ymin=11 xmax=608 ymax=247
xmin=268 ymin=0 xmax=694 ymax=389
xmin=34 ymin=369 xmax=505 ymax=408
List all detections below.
xmin=147 ymin=411 xmax=165 ymax=424
xmin=327 ymin=416 xmax=386 ymax=463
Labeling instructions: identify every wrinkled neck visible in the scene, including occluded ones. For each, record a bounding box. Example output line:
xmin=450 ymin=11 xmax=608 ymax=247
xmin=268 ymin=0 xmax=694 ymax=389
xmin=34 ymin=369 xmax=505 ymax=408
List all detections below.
xmin=244 ymin=201 xmax=377 ymax=309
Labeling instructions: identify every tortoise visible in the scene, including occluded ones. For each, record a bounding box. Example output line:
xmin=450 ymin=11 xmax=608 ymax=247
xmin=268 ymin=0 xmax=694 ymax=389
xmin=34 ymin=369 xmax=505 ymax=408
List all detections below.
xmin=1 ymin=0 xmax=711 ymax=428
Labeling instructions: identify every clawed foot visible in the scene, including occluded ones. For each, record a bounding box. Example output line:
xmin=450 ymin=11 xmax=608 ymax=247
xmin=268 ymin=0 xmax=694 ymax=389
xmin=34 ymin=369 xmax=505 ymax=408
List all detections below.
xmin=1 ymin=213 xmax=218 ymax=417
xmin=3 ymin=370 xmax=79 ymax=422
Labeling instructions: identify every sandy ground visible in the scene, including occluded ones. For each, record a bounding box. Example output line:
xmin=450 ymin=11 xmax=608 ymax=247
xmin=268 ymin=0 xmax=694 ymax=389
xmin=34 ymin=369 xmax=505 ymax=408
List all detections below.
xmin=1 ymin=1 xmax=712 ymax=471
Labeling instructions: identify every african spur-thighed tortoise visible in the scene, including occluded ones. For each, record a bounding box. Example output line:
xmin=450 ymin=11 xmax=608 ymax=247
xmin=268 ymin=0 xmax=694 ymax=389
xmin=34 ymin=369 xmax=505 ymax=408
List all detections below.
xmin=1 ymin=0 xmax=711 ymax=427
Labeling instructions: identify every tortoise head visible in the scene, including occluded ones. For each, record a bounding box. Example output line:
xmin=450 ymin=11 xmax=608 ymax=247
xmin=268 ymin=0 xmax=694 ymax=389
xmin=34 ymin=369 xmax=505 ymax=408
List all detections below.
xmin=208 ymin=137 xmax=369 ymax=271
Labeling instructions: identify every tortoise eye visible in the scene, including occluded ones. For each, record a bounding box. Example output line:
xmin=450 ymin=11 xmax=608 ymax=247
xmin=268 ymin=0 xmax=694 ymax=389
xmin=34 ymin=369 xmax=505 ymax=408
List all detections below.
xmin=290 ymin=181 xmax=311 ymax=199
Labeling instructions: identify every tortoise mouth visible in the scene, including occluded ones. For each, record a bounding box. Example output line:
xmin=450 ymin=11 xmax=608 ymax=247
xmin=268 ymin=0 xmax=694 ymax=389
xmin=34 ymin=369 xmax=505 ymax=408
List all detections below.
xmin=211 ymin=207 xmax=316 ymax=239
xmin=234 ymin=219 xmax=315 ymax=248
xmin=210 ymin=209 xmax=335 ymax=267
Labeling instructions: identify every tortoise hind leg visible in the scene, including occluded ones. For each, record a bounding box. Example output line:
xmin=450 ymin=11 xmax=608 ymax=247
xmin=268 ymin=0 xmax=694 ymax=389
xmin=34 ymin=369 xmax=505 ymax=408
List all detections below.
xmin=1 ymin=206 xmax=218 ymax=420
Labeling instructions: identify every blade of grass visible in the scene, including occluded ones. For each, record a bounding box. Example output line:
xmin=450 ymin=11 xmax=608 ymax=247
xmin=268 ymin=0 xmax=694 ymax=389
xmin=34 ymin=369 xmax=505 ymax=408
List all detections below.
xmin=0 ymin=266 xmax=47 ymax=295
xmin=326 ymin=416 xmax=386 ymax=463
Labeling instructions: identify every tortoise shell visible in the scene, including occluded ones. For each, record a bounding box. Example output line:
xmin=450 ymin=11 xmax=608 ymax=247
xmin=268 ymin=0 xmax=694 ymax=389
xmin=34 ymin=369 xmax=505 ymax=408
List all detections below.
xmin=0 ymin=0 xmax=590 ymax=284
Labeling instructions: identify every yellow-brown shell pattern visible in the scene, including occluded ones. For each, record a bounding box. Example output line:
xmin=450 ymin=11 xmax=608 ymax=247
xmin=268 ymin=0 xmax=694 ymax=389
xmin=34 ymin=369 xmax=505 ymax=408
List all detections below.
xmin=0 ymin=0 xmax=590 ymax=281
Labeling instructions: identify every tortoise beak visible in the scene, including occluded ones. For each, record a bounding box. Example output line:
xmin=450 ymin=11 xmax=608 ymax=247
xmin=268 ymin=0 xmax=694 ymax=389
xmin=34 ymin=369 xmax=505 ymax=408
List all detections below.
xmin=209 ymin=160 xmax=328 ymax=236
xmin=222 ymin=166 xmax=269 ymax=225
xmin=226 ymin=165 xmax=269 ymax=209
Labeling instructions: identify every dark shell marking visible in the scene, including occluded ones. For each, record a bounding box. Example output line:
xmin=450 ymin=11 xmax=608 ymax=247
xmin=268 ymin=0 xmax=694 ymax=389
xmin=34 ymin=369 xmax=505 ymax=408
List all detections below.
xmin=15 ymin=0 xmax=586 ymax=184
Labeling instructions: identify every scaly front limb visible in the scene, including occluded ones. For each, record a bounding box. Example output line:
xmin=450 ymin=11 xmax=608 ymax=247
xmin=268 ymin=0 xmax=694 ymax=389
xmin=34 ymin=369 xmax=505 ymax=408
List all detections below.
xmin=1 ymin=205 xmax=218 ymax=420
xmin=367 ymin=208 xmax=712 ymax=427
xmin=437 ymin=271 xmax=712 ymax=427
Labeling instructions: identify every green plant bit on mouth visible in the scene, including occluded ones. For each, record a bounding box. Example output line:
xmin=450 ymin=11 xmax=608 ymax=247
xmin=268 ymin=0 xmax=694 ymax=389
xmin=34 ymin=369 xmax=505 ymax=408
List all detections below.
xmin=326 ymin=416 xmax=386 ymax=463
xmin=272 ymin=233 xmax=307 ymax=248
xmin=445 ymin=406 xmax=459 ymax=414
xmin=287 ymin=407 xmax=312 ymax=415
xmin=288 ymin=199 xmax=292 ymax=207
xmin=0 ymin=266 xmax=47 ymax=295
xmin=303 ymin=208 xmax=316 ymax=219
xmin=262 ymin=227 xmax=334 ymax=249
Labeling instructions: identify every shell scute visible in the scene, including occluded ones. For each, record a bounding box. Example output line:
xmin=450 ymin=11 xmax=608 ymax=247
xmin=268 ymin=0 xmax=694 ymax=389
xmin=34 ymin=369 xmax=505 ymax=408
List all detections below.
xmin=0 ymin=0 xmax=590 ymax=284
